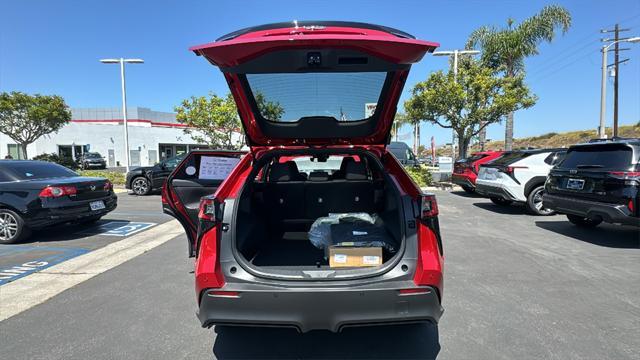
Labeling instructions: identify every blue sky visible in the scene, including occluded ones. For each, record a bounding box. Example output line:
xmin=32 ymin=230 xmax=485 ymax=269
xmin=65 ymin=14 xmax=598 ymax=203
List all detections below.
xmin=1 ymin=0 xmax=639 ymax=147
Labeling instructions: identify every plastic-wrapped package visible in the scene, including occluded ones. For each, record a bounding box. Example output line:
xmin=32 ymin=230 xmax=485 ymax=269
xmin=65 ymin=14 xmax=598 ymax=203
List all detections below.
xmin=308 ymin=213 xmax=376 ymax=250
xmin=329 ymin=222 xmax=396 ymax=253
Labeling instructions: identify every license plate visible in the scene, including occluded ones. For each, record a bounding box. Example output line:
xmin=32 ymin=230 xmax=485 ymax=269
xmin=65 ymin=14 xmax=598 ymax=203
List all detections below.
xmin=566 ymin=178 xmax=585 ymax=190
xmin=90 ymin=200 xmax=106 ymax=211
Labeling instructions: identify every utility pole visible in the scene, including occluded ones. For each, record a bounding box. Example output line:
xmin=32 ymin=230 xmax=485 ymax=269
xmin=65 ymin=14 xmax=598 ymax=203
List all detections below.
xmin=601 ymin=25 xmax=632 ymax=138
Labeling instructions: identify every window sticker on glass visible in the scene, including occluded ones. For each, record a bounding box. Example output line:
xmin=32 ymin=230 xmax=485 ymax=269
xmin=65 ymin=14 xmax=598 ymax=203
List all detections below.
xmin=199 ymin=156 xmax=240 ymax=180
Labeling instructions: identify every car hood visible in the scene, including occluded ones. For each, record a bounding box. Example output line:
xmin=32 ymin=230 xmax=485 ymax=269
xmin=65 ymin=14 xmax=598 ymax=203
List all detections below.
xmin=190 ymin=21 xmax=438 ymax=150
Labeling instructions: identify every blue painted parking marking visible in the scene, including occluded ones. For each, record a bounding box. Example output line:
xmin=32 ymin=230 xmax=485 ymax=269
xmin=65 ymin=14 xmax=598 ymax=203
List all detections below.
xmin=0 ymin=246 xmax=89 ymax=285
xmin=77 ymin=221 xmax=156 ymax=237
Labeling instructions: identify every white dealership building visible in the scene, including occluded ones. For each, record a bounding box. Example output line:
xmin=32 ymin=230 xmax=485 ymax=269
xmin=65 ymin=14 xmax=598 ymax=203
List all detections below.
xmin=0 ymin=107 xmax=221 ymax=167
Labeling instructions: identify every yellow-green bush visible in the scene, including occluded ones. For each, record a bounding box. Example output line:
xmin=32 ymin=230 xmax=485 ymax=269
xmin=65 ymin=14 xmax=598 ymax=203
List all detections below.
xmin=78 ymin=170 xmax=126 ymax=185
xmin=405 ymin=166 xmax=433 ymax=188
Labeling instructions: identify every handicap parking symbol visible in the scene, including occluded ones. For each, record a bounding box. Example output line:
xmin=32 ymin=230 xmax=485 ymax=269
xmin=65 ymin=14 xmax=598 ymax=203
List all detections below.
xmin=80 ymin=221 xmax=156 ymax=237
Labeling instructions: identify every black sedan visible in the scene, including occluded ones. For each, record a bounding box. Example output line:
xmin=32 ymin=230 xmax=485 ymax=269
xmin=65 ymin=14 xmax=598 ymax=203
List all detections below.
xmin=125 ymin=154 xmax=185 ymax=195
xmin=0 ymin=160 xmax=117 ymax=244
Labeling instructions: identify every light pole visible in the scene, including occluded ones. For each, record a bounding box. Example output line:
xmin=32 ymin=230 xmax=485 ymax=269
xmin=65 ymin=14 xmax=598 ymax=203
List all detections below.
xmin=100 ymin=58 xmax=144 ymax=172
xmin=598 ymin=37 xmax=640 ymax=139
xmin=433 ymin=49 xmax=480 ymax=160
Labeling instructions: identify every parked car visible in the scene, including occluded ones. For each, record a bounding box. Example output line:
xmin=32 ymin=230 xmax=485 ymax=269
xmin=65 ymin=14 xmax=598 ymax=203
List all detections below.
xmin=543 ymin=138 xmax=640 ymax=227
xmin=125 ymin=154 xmax=186 ymax=195
xmin=452 ymin=150 xmax=503 ymax=193
xmin=77 ymin=152 xmax=107 ymax=170
xmin=162 ymin=21 xmax=444 ymax=333
xmin=0 ymin=160 xmax=117 ymax=244
xmin=475 ymin=148 xmax=566 ymax=215
xmin=388 ymin=141 xmax=419 ymax=166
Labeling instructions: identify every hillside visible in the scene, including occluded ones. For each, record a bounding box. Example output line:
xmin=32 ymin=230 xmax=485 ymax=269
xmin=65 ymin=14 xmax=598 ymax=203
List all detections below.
xmin=471 ymin=124 xmax=640 ymax=152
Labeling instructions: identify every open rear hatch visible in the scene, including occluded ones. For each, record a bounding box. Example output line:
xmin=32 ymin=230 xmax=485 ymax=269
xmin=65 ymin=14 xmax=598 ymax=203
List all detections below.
xmin=190 ymin=21 xmax=438 ymax=150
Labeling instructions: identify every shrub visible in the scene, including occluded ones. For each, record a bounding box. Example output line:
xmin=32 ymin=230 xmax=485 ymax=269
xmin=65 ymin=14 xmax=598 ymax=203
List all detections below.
xmin=405 ymin=165 xmax=433 ymax=188
xmin=77 ymin=170 xmax=126 ymax=185
xmin=32 ymin=153 xmax=78 ymax=169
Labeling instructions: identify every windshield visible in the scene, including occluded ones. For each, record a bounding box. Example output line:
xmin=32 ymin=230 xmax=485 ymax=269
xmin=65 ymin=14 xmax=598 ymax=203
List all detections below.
xmin=4 ymin=162 xmax=77 ymax=180
xmin=246 ymin=72 xmax=387 ymax=122
xmin=85 ymin=153 xmax=101 ymax=159
xmin=559 ymin=146 xmax=633 ymax=170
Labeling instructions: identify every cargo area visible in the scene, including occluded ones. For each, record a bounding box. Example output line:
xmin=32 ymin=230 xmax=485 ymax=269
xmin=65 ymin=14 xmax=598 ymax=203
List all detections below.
xmin=234 ymin=152 xmax=403 ymax=271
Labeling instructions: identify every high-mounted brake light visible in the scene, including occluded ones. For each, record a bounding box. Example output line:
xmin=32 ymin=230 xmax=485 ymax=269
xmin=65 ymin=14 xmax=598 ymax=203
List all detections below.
xmin=420 ymin=194 xmax=439 ymax=218
xmin=39 ymin=186 xmax=77 ymax=198
xmin=608 ymin=171 xmax=640 ymax=180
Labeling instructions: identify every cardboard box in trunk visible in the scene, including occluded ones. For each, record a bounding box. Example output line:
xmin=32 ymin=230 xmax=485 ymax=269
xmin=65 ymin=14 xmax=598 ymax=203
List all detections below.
xmin=328 ymin=246 xmax=383 ymax=268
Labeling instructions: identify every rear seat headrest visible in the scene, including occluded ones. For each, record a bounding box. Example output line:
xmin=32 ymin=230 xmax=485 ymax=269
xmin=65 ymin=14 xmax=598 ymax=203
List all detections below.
xmin=308 ymin=171 xmax=329 ymax=182
xmin=345 ymin=161 xmax=367 ymax=180
xmin=269 ymin=161 xmax=306 ymax=182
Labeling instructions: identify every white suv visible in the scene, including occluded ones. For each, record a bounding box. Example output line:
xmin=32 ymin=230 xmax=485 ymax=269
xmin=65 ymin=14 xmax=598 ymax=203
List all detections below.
xmin=475 ymin=149 xmax=566 ymax=215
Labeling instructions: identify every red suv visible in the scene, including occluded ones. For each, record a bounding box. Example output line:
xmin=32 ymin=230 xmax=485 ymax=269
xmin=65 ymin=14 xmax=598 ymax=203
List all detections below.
xmin=162 ymin=21 xmax=444 ymax=332
xmin=452 ymin=151 xmax=503 ymax=193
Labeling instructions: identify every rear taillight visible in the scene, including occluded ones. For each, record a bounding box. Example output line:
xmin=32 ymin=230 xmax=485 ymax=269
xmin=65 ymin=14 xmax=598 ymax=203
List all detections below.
xmin=103 ymin=180 xmax=113 ymax=191
xmin=420 ymin=194 xmax=439 ymax=218
xmin=198 ymin=197 xmax=224 ymax=223
xmin=628 ymin=198 xmax=635 ymax=213
xmin=39 ymin=186 xmax=77 ymax=198
xmin=608 ymin=171 xmax=640 ymax=180
xmin=504 ymin=165 xmax=528 ymax=174
xmin=413 ymin=221 xmax=443 ymax=292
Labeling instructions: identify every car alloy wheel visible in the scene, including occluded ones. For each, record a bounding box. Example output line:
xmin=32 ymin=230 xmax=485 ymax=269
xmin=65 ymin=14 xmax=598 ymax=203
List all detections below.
xmin=0 ymin=211 xmax=20 ymax=242
xmin=132 ymin=177 xmax=150 ymax=195
xmin=528 ymin=186 xmax=554 ymax=216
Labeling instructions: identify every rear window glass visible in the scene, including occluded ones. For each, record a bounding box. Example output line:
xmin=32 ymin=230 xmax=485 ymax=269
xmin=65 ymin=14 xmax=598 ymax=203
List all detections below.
xmin=489 ymin=152 xmax=531 ymax=166
xmin=246 ymin=72 xmax=387 ymax=122
xmin=3 ymin=162 xmax=76 ymax=180
xmin=291 ymin=156 xmax=358 ymax=176
xmin=559 ymin=146 xmax=633 ymax=170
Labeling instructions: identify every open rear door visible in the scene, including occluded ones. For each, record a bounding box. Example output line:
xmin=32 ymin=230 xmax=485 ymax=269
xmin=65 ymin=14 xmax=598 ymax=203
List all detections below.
xmin=162 ymin=150 xmax=245 ymax=256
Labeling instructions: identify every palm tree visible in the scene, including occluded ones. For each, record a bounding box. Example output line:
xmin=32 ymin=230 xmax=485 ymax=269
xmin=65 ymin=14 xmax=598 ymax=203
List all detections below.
xmin=466 ymin=5 xmax=571 ymax=150
xmin=392 ymin=112 xmax=411 ymax=143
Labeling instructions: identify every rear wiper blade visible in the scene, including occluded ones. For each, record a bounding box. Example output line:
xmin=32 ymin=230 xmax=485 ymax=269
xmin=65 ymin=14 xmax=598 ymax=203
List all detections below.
xmin=576 ymin=164 xmax=604 ymax=169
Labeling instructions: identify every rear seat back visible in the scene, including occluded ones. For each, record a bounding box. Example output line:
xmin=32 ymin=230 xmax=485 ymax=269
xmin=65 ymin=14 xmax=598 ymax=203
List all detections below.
xmin=261 ymin=159 xmax=378 ymax=223
xmin=264 ymin=162 xmax=305 ymax=221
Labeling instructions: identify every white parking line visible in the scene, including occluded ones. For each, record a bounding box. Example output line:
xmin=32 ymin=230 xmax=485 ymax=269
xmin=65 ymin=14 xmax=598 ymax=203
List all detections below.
xmin=0 ymin=219 xmax=183 ymax=322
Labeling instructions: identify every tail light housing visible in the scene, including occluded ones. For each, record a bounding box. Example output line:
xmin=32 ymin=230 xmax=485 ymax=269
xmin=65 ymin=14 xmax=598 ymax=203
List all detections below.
xmin=39 ymin=185 xmax=77 ymax=198
xmin=504 ymin=165 xmax=528 ymax=175
xmin=608 ymin=171 xmax=640 ymax=180
xmin=420 ymin=194 xmax=439 ymax=218
xmin=198 ymin=197 xmax=225 ymax=223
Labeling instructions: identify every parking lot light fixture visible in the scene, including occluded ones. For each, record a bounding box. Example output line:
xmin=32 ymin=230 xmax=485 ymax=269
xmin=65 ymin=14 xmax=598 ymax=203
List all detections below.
xmin=432 ymin=49 xmax=480 ymax=160
xmin=99 ymin=58 xmax=144 ymax=172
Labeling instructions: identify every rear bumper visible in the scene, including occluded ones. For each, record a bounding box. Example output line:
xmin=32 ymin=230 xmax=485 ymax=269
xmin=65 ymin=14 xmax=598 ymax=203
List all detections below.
xmin=25 ymin=194 xmax=118 ymax=229
xmin=198 ymin=283 xmax=443 ymax=333
xmin=451 ymin=174 xmax=475 ymax=189
xmin=543 ymin=193 xmax=640 ymax=226
xmin=475 ymin=183 xmax=517 ymax=201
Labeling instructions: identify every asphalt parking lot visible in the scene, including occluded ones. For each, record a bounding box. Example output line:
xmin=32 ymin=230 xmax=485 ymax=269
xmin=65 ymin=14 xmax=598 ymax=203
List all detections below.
xmin=1 ymin=190 xmax=638 ymax=359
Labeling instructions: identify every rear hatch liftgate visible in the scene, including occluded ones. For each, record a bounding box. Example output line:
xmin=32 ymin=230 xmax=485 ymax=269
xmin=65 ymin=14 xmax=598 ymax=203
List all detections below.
xmin=189 ymin=22 xmax=438 ymax=150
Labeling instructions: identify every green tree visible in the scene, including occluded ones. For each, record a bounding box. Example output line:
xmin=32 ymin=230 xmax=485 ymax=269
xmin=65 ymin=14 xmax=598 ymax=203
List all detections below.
xmin=466 ymin=5 xmax=571 ymax=150
xmin=175 ymin=92 xmax=284 ymax=150
xmin=175 ymin=93 xmax=242 ymax=150
xmin=405 ymin=59 xmax=536 ymax=159
xmin=254 ymin=92 xmax=285 ymax=120
xmin=0 ymin=91 xmax=71 ymax=159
